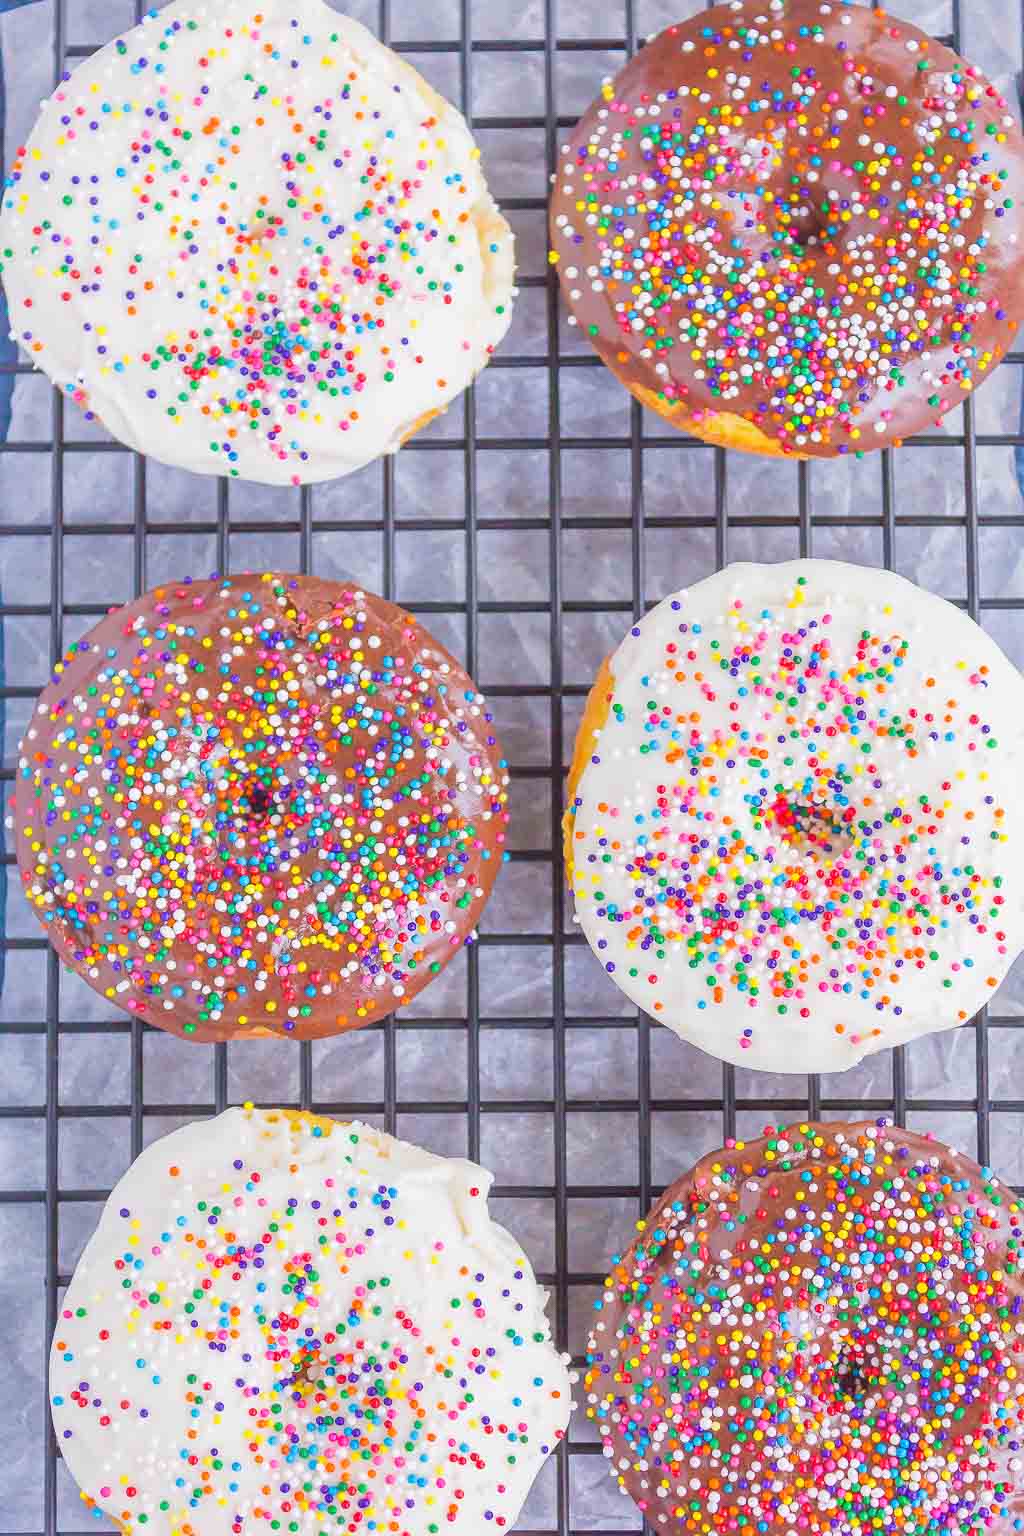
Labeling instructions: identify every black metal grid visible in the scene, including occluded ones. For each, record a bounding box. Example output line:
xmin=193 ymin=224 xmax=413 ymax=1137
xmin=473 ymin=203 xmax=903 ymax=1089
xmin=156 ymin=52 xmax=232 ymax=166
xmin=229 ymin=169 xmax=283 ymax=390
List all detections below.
xmin=1 ymin=0 xmax=1024 ymax=1533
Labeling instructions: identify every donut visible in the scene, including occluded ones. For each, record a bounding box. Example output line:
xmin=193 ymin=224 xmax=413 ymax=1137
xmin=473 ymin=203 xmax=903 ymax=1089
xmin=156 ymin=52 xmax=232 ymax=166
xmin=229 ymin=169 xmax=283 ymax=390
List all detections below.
xmin=565 ymin=560 xmax=1024 ymax=1071
xmin=0 ymin=0 xmax=515 ymax=485
xmin=51 ymin=1107 xmax=572 ymax=1536
xmin=13 ymin=573 xmax=508 ymax=1041
xmin=585 ymin=1119 xmax=1024 ymax=1536
xmin=549 ymin=0 xmax=1024 ymax=458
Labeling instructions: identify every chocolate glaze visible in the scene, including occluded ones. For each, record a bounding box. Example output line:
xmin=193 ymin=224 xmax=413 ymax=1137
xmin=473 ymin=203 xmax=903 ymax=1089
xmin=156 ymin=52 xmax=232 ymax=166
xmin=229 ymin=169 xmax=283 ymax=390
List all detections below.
xmin=14 ymin=574 xmax=508 ymax=1041
xmin=550 ymin=0 xmax=1024 ymax=456
xmin=586 ymin=1120 xmax=1024 ymax=1535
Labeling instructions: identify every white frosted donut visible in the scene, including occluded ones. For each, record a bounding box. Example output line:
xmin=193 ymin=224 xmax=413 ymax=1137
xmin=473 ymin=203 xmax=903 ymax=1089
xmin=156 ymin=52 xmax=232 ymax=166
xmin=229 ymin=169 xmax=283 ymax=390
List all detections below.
xmin=0 ymin=0 xmax=514 ymax=485
xmin=51 ymin=1108 xmax=571 ymax=1536
xmin=566 ymin=560 xmax=1024 ymax=1073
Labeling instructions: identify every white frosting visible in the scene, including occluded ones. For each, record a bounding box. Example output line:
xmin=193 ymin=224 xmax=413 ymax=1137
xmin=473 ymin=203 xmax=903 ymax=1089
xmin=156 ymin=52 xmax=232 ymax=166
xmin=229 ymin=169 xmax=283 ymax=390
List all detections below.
xmin=0 ymin=0 xmax=515 ymax=485
xmin=568 ymin=560 xmax=1024 ymax=1073
xmin=51 ymin=1110 xmax=571 ymax=1535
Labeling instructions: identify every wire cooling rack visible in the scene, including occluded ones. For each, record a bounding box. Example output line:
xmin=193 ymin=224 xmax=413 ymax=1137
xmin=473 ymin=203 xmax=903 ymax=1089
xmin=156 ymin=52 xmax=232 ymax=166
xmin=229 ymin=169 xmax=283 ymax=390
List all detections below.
xmin=2 ymin=0 xmax=1024 ymax=1533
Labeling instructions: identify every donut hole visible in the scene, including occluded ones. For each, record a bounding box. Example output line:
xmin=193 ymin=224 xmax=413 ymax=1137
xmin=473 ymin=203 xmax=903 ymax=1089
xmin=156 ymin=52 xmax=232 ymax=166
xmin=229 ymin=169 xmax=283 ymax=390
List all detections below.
xmin=823 ymin=1335 xmax=899 ymax=1412
xmin=835 ymin=1354 xmax=866 ymax=1402
xmin=764 ymin=790 xmax=856 ymax=861
xmin=727 ymin=183 xmax=833 ymax=259
xmin=277 ymin=1348 xmax=328 ymax=1400
xmin=300 ymin=1352 xmax=324 ymax=1386
xmin=775 ymin=193 xmax=832 ymax=254
xmin=243 ymin=779 xmax=275 ymax=820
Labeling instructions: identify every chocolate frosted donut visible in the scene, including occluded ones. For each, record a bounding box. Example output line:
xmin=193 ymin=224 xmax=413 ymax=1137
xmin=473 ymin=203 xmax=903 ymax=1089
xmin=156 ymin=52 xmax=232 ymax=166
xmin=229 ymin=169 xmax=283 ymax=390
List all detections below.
xmin=13 ymin=574 xmax=508 ymax=1040
xmin=550 ymin=0 xmax=1024 ymax=457
xmin=586 ymin=1119 xmax=1024 ymax=1536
